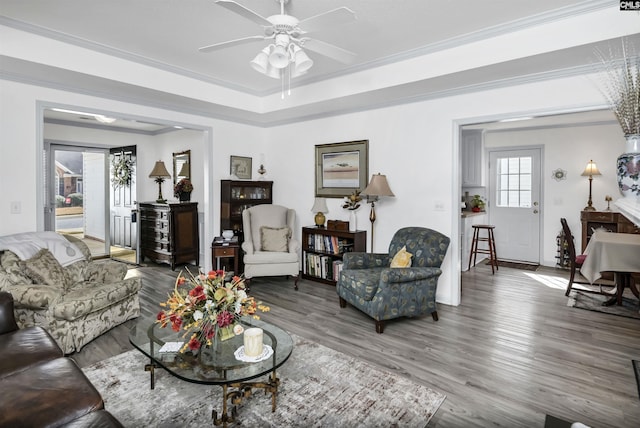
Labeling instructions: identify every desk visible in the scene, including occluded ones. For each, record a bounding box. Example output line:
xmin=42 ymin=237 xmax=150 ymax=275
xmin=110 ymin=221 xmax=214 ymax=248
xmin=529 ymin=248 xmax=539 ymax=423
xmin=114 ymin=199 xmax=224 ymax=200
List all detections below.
xmin=580 ymin=230 xmax=640 ymax=305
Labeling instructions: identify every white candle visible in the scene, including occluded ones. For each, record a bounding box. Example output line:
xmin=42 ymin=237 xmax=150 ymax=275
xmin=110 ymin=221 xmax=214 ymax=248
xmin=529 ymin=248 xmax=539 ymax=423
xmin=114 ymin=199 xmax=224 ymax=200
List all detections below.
xmin=244 ymin=328 xmax=264 ymax=357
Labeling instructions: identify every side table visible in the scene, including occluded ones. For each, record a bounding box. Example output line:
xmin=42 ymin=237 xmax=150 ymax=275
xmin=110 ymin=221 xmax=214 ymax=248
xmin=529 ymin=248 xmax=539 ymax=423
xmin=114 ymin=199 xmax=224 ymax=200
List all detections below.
xmin=211 ymin=238 xmax=240 ymax=275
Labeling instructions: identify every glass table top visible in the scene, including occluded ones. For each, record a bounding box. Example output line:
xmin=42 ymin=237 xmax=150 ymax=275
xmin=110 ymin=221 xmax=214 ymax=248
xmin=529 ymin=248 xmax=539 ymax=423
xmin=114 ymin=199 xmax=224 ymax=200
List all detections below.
xmin=129 ymin=317 xmax=293 ymax=385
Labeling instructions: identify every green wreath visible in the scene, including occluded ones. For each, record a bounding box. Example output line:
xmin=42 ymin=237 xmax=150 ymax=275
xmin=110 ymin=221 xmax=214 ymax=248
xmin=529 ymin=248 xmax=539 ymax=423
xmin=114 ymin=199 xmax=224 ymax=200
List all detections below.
xmin=111 ymin=157 xmax=133 ymax=188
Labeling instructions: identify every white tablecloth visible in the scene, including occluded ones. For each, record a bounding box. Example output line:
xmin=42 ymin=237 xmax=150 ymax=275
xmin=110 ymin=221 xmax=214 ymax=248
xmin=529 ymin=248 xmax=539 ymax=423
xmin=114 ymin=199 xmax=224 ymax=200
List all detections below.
xmin=580 ymin=230 xmax=640 ymax=284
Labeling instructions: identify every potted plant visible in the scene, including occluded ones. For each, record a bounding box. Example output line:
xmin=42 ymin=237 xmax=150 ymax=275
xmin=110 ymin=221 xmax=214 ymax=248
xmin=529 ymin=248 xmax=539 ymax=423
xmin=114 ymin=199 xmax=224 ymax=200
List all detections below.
xmin=174 ymin=178 xmax=194 ymax=202
xmin=471 ymin=195 xmax=486 ymax=212
xmin=342 ymin=190 xmax=362 ymax=232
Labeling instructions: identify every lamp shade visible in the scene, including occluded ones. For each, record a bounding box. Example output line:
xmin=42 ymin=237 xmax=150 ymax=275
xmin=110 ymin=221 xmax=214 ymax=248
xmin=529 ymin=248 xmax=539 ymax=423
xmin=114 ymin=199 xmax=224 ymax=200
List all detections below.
xmin=269 ymin=45 xmax=289 ymax=69
xmin=250 ymin=47 xmax=270 ymax=74
xmin=311 ymin=197 xmax=328 ymax=213
xmin=362 ymin=173 xmax=395 ymax=198
xmin=149 ymin=161 xmax=171 ymax=178
xmin=581 ymin=160 xmax=601 ymax=177
xmin=178 ymin=162 xmax=190 ymax=177
xmin=293 ymin=46 xmax=313 ymax=74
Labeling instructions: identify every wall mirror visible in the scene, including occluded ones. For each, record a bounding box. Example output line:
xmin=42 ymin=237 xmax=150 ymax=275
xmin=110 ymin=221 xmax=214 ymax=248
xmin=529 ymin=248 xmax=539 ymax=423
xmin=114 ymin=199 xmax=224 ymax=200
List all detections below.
xmin=173 ymin=150 xmax=190 ymax=185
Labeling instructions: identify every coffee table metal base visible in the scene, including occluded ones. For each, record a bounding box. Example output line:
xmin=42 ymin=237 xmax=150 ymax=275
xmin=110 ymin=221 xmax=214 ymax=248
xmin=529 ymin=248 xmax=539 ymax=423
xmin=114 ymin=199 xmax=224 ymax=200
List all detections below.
xmin=143 ymin=359 xmax=280 ymax=428
xmin=213 ymin=370 xmax=280 ymax=427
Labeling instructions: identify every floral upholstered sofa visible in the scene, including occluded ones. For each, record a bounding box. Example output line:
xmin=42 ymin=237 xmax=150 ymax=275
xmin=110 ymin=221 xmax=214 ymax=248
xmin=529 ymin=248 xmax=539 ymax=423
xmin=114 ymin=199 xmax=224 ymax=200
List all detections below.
xmin=0 ymin=232 xmax=141 ymax=354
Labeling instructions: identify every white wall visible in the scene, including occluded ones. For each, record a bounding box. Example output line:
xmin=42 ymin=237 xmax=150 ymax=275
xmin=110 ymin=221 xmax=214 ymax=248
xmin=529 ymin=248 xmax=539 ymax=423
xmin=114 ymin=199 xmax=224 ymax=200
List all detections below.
xmin=0 ymin=69 xmax=615 ymax=306
xmin=484 ymin=122 xmax=625 ymax=265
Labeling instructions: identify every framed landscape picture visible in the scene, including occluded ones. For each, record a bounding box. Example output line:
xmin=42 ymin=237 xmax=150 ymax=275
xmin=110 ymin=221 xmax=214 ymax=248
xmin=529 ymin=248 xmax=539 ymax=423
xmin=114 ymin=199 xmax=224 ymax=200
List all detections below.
xmin=315 ymin=140 xmax=368 ymax=197
xmin=230 ymin=155 xmax=252 ymax=180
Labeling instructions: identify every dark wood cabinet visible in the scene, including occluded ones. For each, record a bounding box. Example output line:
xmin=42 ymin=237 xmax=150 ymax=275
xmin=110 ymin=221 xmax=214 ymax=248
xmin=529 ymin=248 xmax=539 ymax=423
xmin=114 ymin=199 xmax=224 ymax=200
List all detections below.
xmin=220 ymin=180 xmax=273 ymax=240
xmin=302 ymin=226 xmax=366 ymax=286
xmin=580 ymin=210 xmax=640 ymax=252
xmin=139 ymin=202 xmax=199 ymax=270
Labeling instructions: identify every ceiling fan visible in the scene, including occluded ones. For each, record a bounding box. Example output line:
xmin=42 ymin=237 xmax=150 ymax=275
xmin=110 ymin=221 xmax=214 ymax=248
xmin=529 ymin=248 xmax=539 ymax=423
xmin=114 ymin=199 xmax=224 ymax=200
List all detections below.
xmin=199 ymin=0 xmax=357 ymax=80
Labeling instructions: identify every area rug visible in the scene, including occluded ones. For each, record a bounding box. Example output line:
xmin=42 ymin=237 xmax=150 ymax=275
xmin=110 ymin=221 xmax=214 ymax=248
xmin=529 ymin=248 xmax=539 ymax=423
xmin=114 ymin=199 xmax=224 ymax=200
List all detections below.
xmin=82 ymin=335 xmax=445 ymax=427
xmin=567 ymin=290 xmax=640 ymax=319
xmin=484 ymin=259 xmax=539 ymax=271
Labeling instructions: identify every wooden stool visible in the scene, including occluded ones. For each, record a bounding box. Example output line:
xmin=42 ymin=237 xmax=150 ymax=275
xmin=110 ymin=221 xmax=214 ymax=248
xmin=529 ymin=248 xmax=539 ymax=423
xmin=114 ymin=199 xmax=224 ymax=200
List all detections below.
xmin=468 ymin=224 xmax=498 ymax=274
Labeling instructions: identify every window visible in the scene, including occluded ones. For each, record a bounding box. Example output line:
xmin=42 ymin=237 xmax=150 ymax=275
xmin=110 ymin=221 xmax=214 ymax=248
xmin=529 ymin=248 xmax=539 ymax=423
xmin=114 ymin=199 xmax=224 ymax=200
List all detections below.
xmin=496 ymin=156 xmax=532 ymax=208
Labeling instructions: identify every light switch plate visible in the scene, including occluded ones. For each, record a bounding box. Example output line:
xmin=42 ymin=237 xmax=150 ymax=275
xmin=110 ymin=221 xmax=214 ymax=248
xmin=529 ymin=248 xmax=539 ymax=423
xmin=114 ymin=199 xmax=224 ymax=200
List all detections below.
xmin=10 ymin=201 xmax=21 ymax=214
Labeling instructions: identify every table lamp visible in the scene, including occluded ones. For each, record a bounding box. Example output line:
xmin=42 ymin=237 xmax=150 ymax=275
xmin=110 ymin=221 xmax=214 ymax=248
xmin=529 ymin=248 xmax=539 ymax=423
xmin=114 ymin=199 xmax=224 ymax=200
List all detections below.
xmin=149 ymin=161 xmax=171 ymax=203
xmin=361 ymin=173 xmax=395 ymax=251
xmin=581 ymin=160 xmax=601 ymax=212
xmin=311 ymin=197 xmax=328 ymax=228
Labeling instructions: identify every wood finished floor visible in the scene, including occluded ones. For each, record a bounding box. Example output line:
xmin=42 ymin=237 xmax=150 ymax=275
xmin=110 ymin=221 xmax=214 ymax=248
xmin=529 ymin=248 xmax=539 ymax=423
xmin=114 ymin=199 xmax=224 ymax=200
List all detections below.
xmin=70 ymin=263 xmax=640 ymax=427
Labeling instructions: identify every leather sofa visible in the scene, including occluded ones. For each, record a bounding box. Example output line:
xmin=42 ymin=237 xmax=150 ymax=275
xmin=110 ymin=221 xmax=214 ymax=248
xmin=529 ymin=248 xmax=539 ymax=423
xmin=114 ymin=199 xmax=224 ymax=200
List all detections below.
xmin=0 ymin=291 xmax=123 ymax=427
xmin=0 ymin=232 xmax=141 ymax=353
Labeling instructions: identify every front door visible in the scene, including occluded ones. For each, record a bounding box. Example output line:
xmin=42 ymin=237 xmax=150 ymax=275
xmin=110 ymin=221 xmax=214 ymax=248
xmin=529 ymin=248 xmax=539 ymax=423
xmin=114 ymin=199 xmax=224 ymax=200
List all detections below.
xmin=109 ymin=146 xmax=137 ymax=257
xmin=488 ymin=147 xmax=542 ymax=263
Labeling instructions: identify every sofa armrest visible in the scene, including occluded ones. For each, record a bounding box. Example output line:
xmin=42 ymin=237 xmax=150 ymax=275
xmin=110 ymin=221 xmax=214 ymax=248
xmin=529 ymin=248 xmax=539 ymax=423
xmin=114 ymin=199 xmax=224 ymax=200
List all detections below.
xmin=342 ymin=252 xmax=390 ymax=270
xmin=85 ymin=261 xmax=127 ymax=283
xmin=0 ymin=291 xmax=18 ymax=334
xmin=380 ymin=267 xmax=443 ymax=284
xmin=0 ymin=284 xmax=61 ymax=309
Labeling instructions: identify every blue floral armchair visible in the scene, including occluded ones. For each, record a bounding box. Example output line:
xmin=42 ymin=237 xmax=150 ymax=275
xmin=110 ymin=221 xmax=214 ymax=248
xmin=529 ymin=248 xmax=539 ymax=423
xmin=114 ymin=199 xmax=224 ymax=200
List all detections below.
xmin=337 ymin=227 xmax=450 ymax=333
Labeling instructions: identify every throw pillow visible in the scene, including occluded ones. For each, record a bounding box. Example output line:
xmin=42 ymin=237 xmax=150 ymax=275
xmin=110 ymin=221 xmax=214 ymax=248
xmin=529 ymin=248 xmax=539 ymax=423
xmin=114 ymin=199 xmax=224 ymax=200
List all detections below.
xmin=260 ymin=226 xmax=291 ymax=252
xmin=390 ymin=245 xmax=412 ymax=268
xmin=20 ymin=248 xmax=69 ymax=288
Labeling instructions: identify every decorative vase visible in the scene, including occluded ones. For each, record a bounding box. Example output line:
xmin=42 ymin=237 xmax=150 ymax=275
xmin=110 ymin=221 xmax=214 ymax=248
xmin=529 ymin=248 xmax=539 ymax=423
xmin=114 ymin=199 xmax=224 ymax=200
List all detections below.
xmin=616 ymin=134 xmax=640 ymax=198
xmin=349 ymin=211 xmax=357 ymax=232
xmin=179 ymin=191 xmax=191 ymax=202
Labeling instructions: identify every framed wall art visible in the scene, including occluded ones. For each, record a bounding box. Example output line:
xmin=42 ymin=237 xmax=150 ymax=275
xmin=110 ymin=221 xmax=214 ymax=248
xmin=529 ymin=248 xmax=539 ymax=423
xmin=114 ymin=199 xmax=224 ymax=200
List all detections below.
xmin=230 ymin=155 xmax=252 ymax=180
xmin=315 ymin=140 xmax=368 ymax=198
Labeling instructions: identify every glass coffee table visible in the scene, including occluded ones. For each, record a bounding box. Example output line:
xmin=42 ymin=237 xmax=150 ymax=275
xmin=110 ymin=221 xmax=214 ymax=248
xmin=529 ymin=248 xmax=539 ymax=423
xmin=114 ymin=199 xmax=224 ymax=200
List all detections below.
xmin=129 ymin=317 xmax=293 ymax=427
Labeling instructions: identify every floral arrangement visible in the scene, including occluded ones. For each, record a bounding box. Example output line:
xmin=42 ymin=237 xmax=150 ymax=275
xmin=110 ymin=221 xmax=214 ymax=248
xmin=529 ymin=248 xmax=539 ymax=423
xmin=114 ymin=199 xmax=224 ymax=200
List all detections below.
xmin=156 ymin=269 xmax=269 ymax=352
xmin=174 ymin=178 xmax=194 ymax=197
xmin=594 ymin=40 xmax=640 ymax=136
xmin=342 ymin=189 xmax=362 ymax=210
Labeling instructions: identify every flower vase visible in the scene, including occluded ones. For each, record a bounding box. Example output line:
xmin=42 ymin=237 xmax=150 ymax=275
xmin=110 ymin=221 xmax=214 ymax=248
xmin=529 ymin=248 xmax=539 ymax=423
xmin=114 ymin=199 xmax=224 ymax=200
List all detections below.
xmin=179 ymin=191 xmax=191 ymax=202
xmin=616 ymin=134 xmax=640 ymax=198
xmin=349 ymin=211 xmax=357 ymax=232
xmin=218 ymin=324 xmax=236 ymax=341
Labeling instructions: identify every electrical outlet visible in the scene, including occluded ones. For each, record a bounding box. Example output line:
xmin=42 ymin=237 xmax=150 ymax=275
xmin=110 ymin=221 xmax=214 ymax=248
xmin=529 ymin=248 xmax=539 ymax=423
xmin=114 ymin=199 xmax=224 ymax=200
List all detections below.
xmin=10 ymin=201 xmax=21 ymax=214
xmin=434 ymin=201 xmax=445 ymax=211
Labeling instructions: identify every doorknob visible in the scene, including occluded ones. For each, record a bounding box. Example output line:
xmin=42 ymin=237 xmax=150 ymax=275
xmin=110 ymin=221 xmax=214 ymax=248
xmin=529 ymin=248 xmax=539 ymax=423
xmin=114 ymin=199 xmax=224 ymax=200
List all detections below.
xmin=533 ymin=209 xmax=539 ymax=214
xmin=533 ymin=201 xmax=539 ymax=206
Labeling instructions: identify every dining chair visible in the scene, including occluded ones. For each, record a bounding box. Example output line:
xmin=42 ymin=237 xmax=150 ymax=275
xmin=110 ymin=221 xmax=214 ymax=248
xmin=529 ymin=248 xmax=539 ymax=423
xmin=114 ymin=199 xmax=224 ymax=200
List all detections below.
xmin=560 ymin=218 xmax=590 ymax=296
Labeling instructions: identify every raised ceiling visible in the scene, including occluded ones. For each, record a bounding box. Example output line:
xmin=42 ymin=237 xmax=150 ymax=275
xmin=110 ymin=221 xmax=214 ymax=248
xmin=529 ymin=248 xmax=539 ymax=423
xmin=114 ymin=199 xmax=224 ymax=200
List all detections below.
xmin=1 ymin=0 xmax=637 ymax=126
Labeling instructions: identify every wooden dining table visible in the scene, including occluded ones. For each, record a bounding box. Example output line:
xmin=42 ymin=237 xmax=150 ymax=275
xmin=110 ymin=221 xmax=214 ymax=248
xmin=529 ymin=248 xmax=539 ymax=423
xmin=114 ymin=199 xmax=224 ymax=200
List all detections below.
xmin=580 ymin=229 xmax=640 ymax=306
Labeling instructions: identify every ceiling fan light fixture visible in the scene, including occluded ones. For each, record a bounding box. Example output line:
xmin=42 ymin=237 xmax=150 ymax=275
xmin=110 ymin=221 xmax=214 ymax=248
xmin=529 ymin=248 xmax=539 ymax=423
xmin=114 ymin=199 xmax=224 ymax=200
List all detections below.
xmin=250 ymin=47 xmax=270 ymax=73
xmin=269 ymin=44 xmax=289 ymax=68
xmin=264 ymin=63 xmax=282 ymax=79
xmin=293 ymin=46 xmax=313 ymax=73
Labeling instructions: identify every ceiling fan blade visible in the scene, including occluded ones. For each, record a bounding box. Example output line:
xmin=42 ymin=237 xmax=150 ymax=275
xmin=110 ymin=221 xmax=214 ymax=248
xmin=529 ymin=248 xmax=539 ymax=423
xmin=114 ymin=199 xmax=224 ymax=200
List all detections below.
xmin=215 ymin=0 xmax=272 ymax=26
xmin=298 ymin=7 xmax=356 ymax=33
xmin=302 ymin=39 xmax=356 ymax=64
xmin=199 ymin=35 xmax=266 ymax=53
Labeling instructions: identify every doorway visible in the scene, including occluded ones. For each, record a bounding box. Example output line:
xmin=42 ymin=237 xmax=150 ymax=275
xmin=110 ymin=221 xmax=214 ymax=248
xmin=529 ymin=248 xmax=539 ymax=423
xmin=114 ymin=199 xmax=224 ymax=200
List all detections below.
xmin=45 ymin=143 xmax=110 ymax=257
xmin=488 ymin=147 xmax=542 ymax=263
xmin=109 ymin=146 xmax=138 ymax=263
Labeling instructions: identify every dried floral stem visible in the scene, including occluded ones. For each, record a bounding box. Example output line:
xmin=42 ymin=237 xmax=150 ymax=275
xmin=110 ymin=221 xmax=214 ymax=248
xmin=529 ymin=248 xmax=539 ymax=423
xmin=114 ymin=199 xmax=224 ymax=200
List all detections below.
xmin=594 ymin=39 xmax=640 ymax=136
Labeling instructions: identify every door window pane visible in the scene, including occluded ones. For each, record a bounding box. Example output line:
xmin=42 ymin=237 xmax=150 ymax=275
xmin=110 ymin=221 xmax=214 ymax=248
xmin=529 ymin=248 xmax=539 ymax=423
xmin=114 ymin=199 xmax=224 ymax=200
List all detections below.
xmin=496 ymin=156 xmax=533 ymax=208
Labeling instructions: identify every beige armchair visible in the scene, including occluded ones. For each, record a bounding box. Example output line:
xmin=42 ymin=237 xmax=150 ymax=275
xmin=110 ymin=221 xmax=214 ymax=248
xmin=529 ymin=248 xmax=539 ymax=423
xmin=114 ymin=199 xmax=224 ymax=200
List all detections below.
xmin=241 ymin=204 xmax=300 ymax=289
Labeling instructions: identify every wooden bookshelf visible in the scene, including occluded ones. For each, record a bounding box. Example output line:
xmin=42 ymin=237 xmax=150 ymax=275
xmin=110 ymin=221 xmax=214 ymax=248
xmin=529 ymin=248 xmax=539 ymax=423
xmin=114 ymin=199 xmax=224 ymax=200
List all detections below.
xmin=301 ymin=226 xmax=366 ymax=286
